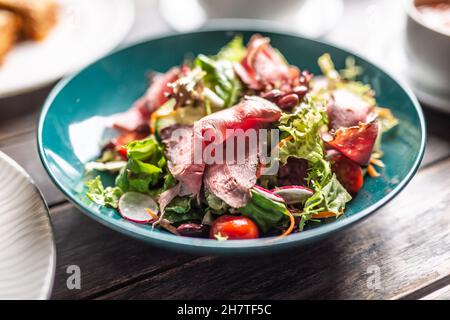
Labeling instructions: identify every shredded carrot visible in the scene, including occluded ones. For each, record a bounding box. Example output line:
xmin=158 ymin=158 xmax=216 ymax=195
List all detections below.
xmin=370 ymin=157 xmax=384 ymax=167
xmin=375 ymin=107 xmax=390 ymax=117
xmin=149 ymin=112 xmax=159 ymax=135
xmin=311 ymin=211 xmax=337 ymax=219
xmin=367 ymin=164 xmax=380 ymax=177
xmin=145 ymin=208 xmax=159 ymax=220
xmin=278 ymin=210 xmax=295 ymax=238
xmin=149 ymin=110 xmax=177 ymax=134
xmin=277 ymin=135 xmax=294 ymax=148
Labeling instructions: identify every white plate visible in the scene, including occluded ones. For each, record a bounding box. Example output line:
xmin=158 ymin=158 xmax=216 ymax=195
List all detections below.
xmin=0 ymin=0 xmax=135 ymax=98
xmin=369 ymin=29 xmax=450 ymax=114
xmin=0 ymin=151 xmax=56 ymax=300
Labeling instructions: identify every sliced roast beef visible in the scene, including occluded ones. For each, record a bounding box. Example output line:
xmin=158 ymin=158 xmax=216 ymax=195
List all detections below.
xmin=193 ymin=96 xmax=281 ymax=147
xmin=160 ymin=96 xmax=281 ymax=208
xmin=157 ymin=183 xmax=181 ymax=215
xmin=327 ymin=89 xmax=373 ymax=130
xmin=204 ymin=156 xmax=258 ymax=208
xmin=234 ymin=35 xmax=311 ymax=110
xmin=113 ymin=67 xmax=180 ymax=132
xmin=234 ymin=34 xmax=300 ymax=91
xmin=324 ymin=120 xmax=379 ymax=166
xmin=112 ymin=101 xmax=150 ymax=133
xmin=161 ymin=125 xmax=205 ymax=197
xmin=141 ymin=67 xmax=180 ymax=113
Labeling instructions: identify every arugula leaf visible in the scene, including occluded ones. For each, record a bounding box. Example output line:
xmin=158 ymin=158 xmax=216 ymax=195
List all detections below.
xmin=86 ymin=176 xmax=122 ymax=208
xmin=116 ymin=136 xmax=167 ymax=194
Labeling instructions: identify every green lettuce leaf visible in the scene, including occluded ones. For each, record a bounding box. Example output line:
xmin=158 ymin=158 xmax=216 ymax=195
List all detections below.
xmin=86 ymin=176 xmax=122 ymax=208
xmin=195 ymin=54 xmax=242 ymax=108
xmin=116 ymin=136 xmax=166 ymax=194
xmin=303 ymin=173 xmax=352 ymax=215
xmin=205 ymin=190 xmax=229 ymax=214
xmin=278 ymin=99 xmax=328 ymax=164
xmin=164 ymin=196 xmax=203 ymax=223
xmin=216 ymin=35 xmax=246 ymax=63
xmin=240 ymin=188 xmax=290 ymax=233
xmin=277 ymin=99 xmax=351 ymax=228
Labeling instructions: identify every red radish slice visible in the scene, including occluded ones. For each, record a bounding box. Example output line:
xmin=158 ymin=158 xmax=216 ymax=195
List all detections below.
xmin=252 ymin=185 xmax=285 ymax=202
xmin=118 ymin=192 xmax=159 ymax=224
xmin=271 ymin=186 xmax=314 ymax=205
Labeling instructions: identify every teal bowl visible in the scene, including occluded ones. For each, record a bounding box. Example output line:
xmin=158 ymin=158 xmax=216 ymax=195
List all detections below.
xmin=38 ymin=28 xmax=425 ymax=255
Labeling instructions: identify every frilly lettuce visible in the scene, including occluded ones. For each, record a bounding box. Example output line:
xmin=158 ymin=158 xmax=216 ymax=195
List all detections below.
xmin=277 ymin=99 xmax=351 ymax=228
xmin=317 ymin=53 xmax=376 ymax=107
xmin=278 ymin=99 xmax=328 ymax=164
xmin=86 ymin=176 xmax=122 ymax=208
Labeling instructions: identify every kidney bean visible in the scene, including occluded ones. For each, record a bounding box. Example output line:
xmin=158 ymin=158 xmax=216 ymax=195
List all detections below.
xmin=177 ymin=223 xmax=209 ymax=238
xmin=277 ymin=93 xmax=299 ymax=110
xmin=261 ymin=89 xmax=283 ymax=101
xmin=293 ymin=85 xmax=308 ymax=97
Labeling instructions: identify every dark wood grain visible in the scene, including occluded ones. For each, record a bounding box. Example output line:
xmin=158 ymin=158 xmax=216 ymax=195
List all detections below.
xmin=421 ymin=284 xmax=450 ymax=300
xmin=96 ymin=158 xmax=450 ymax=300
xmin=49 ymin=204 xmax=197 ymax=300
xmin=0 ymin=136 xmax=66 ymax=205
xmin=0 ymin=85 xmax=54 ymax=141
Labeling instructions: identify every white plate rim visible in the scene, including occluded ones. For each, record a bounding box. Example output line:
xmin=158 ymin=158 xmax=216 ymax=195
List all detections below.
xmin=0 ymin=151 xmax=56 ymax=300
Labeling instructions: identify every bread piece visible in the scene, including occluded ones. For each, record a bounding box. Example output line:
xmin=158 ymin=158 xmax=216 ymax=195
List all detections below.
xmin=0 ymin=0 xmax=57 ymax=41
xmin=0 ymin=10 xmax=20 ymax=64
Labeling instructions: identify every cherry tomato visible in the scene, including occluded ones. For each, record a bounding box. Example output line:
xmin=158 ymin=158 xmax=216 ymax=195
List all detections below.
xmin=117 ymin=146 xmax=128 ymax=159
xmin=332 ymin=154 xmax=364 ymax=194
xmin=210 ymin=215 xmax=259 ymax=240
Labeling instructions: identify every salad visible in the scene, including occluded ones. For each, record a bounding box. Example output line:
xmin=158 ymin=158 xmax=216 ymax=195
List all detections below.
xmin=85 ymin=34 xmax=398 ymax=240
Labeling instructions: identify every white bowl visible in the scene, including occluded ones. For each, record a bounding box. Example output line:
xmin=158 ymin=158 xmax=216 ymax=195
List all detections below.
xmin=405 ymin=0 xmax=450 ymax=99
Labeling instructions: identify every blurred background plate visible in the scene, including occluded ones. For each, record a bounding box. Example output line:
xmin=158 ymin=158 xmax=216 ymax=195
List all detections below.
xmin=0 ymin=0 xmax=135 ymax=98
xmin=159 ymin=0 xmax=343 ymax=38
xmin=0 ymin=151 xmax=55 ymax=299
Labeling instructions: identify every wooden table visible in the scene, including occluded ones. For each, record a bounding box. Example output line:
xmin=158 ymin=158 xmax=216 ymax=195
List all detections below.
xmin=1 ymin=0 xmax=449 ymax=300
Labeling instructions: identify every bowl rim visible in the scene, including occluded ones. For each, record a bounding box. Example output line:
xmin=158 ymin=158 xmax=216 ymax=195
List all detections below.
xmin=37 ymin=26 xmax=426 ymax=252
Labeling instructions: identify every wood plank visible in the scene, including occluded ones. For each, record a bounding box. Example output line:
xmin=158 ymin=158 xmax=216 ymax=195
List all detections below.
xmin=395 ymin=274 xmax=450 ymax=300
xmin=0 ymin=137 xmax=66 ymax=205
xmin=0 ymin=85 xmax=54 ymax=141
xmin=49 ymin=204 xmax=197 ymax=300
xmin=96 ymin=158 xmax=450 ymax=300
xmin=421 ymin=284 xmax=450 ymax=300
